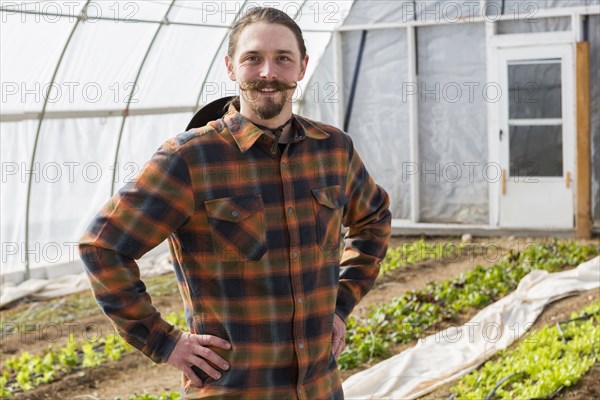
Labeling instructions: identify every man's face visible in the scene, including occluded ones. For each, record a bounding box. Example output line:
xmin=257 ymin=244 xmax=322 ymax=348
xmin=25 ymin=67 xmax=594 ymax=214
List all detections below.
xmin=225 ymin=22 xmax=309 ymax=121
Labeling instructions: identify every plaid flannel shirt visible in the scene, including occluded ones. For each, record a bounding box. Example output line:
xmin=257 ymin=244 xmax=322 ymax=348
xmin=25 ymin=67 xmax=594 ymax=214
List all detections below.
xmin=79 ymin=104 xmax=392 ymax=400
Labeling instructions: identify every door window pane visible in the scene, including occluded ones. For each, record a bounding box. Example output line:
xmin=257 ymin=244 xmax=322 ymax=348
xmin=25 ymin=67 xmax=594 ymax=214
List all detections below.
xmin=508 ymin=62 xmax=562 ymax=119
xmin=509 ymin=125 xmax=563 ymax=177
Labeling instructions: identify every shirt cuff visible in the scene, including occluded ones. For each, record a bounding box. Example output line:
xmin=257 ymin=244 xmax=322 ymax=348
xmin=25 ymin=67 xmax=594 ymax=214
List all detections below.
xmin=143 ymin=318 xmax=183 ymax=364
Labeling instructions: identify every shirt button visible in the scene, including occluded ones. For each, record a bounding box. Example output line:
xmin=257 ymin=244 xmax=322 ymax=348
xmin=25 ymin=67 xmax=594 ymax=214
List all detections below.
xmin=231 ymin=210 xmax=240 ymax=217
xmin=281 ymin=163 xmax=287 ymax=169
xmin=287 ymin=207 xmax=294 ymax=214
xmin=298 ymin=342 xmax=304 ymax=349
xmin=292 ymin=251 xmax=298 ymax=258
xmin=297 ymin=296 xmax=303 ymax=304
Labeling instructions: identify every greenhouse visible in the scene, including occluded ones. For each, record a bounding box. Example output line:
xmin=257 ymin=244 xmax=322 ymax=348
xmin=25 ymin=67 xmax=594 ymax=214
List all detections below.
xmin=1 ymin=1 xmax=599 ymax=399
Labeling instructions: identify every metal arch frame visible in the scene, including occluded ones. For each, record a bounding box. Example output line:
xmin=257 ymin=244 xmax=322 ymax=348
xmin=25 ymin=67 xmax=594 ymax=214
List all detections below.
xmin=109 ymin=0 xmax=177 ymax=196
xmin=1 ymin=106 xmax=197 ymax=123
xmin=23 ymin=0 xmax=92 ymax=280
xmin=297 ymin=0 xmax=351 ymax=123
xmin=192 ymin=0 xmax=249 ymax=112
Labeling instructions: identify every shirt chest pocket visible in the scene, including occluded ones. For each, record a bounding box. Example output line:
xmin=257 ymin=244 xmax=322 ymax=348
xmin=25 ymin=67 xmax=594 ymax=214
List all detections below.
xmin=312 ymin=185 xmax=347 ymax=252
xmin=204 ymin=194 xmax=267 ymax=261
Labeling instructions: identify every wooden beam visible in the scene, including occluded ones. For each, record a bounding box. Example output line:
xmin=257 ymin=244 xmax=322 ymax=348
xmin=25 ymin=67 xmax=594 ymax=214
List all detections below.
xmin=576 ymin=42 xmax=591 ymax=239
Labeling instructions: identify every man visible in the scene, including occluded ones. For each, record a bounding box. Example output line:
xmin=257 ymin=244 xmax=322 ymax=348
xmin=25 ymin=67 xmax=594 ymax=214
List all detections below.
xmin=79 ymin=6 xmax=391 ymax=400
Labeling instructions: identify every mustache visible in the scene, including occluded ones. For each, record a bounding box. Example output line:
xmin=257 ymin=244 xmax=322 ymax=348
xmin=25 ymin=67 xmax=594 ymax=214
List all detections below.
xmin=240 ymin=80 xmax=298 ymax=91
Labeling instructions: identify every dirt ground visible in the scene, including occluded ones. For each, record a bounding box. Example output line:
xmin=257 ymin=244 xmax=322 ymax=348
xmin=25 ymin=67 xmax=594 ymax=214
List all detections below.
xmin=1 ymin=236 xmax=598 ymax=399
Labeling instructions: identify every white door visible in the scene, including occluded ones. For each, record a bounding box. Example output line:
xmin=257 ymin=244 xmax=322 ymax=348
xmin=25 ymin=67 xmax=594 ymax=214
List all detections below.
xmin=497 ymin=45 xmax=575 ymax=228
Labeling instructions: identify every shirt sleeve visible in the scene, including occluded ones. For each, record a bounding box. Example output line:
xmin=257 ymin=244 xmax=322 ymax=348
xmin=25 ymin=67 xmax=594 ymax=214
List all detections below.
xmin=78 ymin=137 xmax=195 ymax=363
xmin=336 ymin=138 xmax=392 ymax=322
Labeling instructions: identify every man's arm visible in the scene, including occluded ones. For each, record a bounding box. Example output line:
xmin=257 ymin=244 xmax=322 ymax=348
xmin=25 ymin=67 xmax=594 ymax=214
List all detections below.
xmin=79 ymin=137 xmax=195 ymax=363
xmin=337 ymin=138 xmax=392 ymax=323
xmin=79 ymin=137 xmax=231 ymax=386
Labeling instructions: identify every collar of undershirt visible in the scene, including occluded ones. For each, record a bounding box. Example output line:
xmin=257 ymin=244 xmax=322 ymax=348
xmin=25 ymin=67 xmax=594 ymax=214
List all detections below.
xmin=253 ymin=117 xmax=294 ymax=154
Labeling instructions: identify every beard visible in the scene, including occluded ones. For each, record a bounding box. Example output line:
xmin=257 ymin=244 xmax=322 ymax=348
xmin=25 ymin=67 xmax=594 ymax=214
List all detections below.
xmin=240 ymin=79 xmax=297 ymax=120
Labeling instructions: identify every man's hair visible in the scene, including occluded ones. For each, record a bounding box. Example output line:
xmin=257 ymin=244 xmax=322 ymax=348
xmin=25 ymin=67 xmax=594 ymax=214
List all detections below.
xmin=227 ymin=6 xmax=307 ymax=60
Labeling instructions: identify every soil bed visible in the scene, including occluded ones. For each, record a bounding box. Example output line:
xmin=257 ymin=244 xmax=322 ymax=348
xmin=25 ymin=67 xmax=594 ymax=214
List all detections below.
xmin=1 ymin=236 xmax=597 ymax=399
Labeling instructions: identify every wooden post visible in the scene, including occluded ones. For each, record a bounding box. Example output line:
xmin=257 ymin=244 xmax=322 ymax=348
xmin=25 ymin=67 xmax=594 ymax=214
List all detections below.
xmin=576 ymin=42 xmax=591 ymax=239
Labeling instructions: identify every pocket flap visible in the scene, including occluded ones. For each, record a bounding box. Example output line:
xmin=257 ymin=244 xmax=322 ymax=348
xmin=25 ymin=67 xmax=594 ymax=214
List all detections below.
xmin=204 ymin=194 xmax=263 ymax=223
xmin=311 ymin=185 xmax=347 ymax=209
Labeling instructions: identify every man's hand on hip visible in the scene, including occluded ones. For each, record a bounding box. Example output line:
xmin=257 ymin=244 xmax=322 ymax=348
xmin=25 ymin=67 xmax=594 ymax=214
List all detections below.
xmin=166 ymin=332 xmax=231 ymax=387
xmin=331 ymin=313 xmax=346 ymax=360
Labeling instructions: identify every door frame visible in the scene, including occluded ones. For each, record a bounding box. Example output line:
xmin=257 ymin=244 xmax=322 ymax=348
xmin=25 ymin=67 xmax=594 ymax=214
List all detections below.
xmin=487 ymin=30 xmax=577 ymax=228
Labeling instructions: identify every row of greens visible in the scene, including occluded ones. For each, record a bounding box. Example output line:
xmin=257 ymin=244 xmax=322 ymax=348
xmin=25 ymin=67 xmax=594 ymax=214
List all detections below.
xmin=378 ymin=238 xmax=530 ymax=276
xmin=338 ymin=240 xmax=598 ymax=370
xmin=380 ymin=238 xmax=467 ymax=275
xmin=0 ymin=273 xmax=179 ymax=336
xmin=451 ymin=299 xmax=600 ymax=399
xmin=0 ymin=312 xmax=184 ymax=397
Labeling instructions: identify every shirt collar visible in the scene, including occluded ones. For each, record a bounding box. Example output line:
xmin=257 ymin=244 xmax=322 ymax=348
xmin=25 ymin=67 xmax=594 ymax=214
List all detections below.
xmin=223 ymin=104 xmax=329 ymax=153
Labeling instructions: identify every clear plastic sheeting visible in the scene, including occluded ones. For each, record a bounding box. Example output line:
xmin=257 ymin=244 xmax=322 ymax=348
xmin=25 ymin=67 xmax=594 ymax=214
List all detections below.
xmin=344 ymin=29 xmax=411 ymax=219
xmin=129 ymin=25 xmax=226 ymax=110
xmin=27 ymin=117 xmax=122 ymax=272
xmin=117 ymin=112 xmax=195 ymax=180
xmin=70 ymin=0 xmax=171 ymax=22
xmin=168 ymin=0 xmax=245 ymax=26
xmin=1 ymin=120 xmax=38 ymax=274
xmin=295 ymin=31 xmax=333 ymax=106
xmin=198 ymin=39 xmax=236 ymax=106
xmin=295 ymin=0 xmax=354 ymax=31
xmin=343 ymin=256 xmax=600 ymax=400
xmin=342 ymin=0 xmax=413 ymax=25
xmin=297 ymin=36 xmax=337 ymax=125
xmin=497 ymin=16 xmax=571 ymax=34
xmin=342 ymin=0 xmax=485 ymax=26
xmin=487 ymin=0 xmax=592 ymax=16
xmin=417 ymin=23 xmax=488 ymax=224
xmin=413 ymin=0 xmax=484 ymax=22
xmin=0 ymin=0 xmax=85 ymax=15
xmin=0 ymin=15 xmax=73 ymax=114
xmin=46 ymin=21 xmax=155 ymax=112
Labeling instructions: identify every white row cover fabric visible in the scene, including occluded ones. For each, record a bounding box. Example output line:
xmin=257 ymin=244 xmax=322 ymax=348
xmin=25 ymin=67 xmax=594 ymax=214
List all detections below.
xmin=0 ymin=249 xmax=173 ymax=307
xmin=343 ymin=255 xmax=600 ymax=399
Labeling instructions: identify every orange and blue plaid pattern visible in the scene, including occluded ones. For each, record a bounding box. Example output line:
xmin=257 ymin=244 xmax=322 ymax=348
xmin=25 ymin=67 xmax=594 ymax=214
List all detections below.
xmin=79 ymin=104 xmax=392 ymax=399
